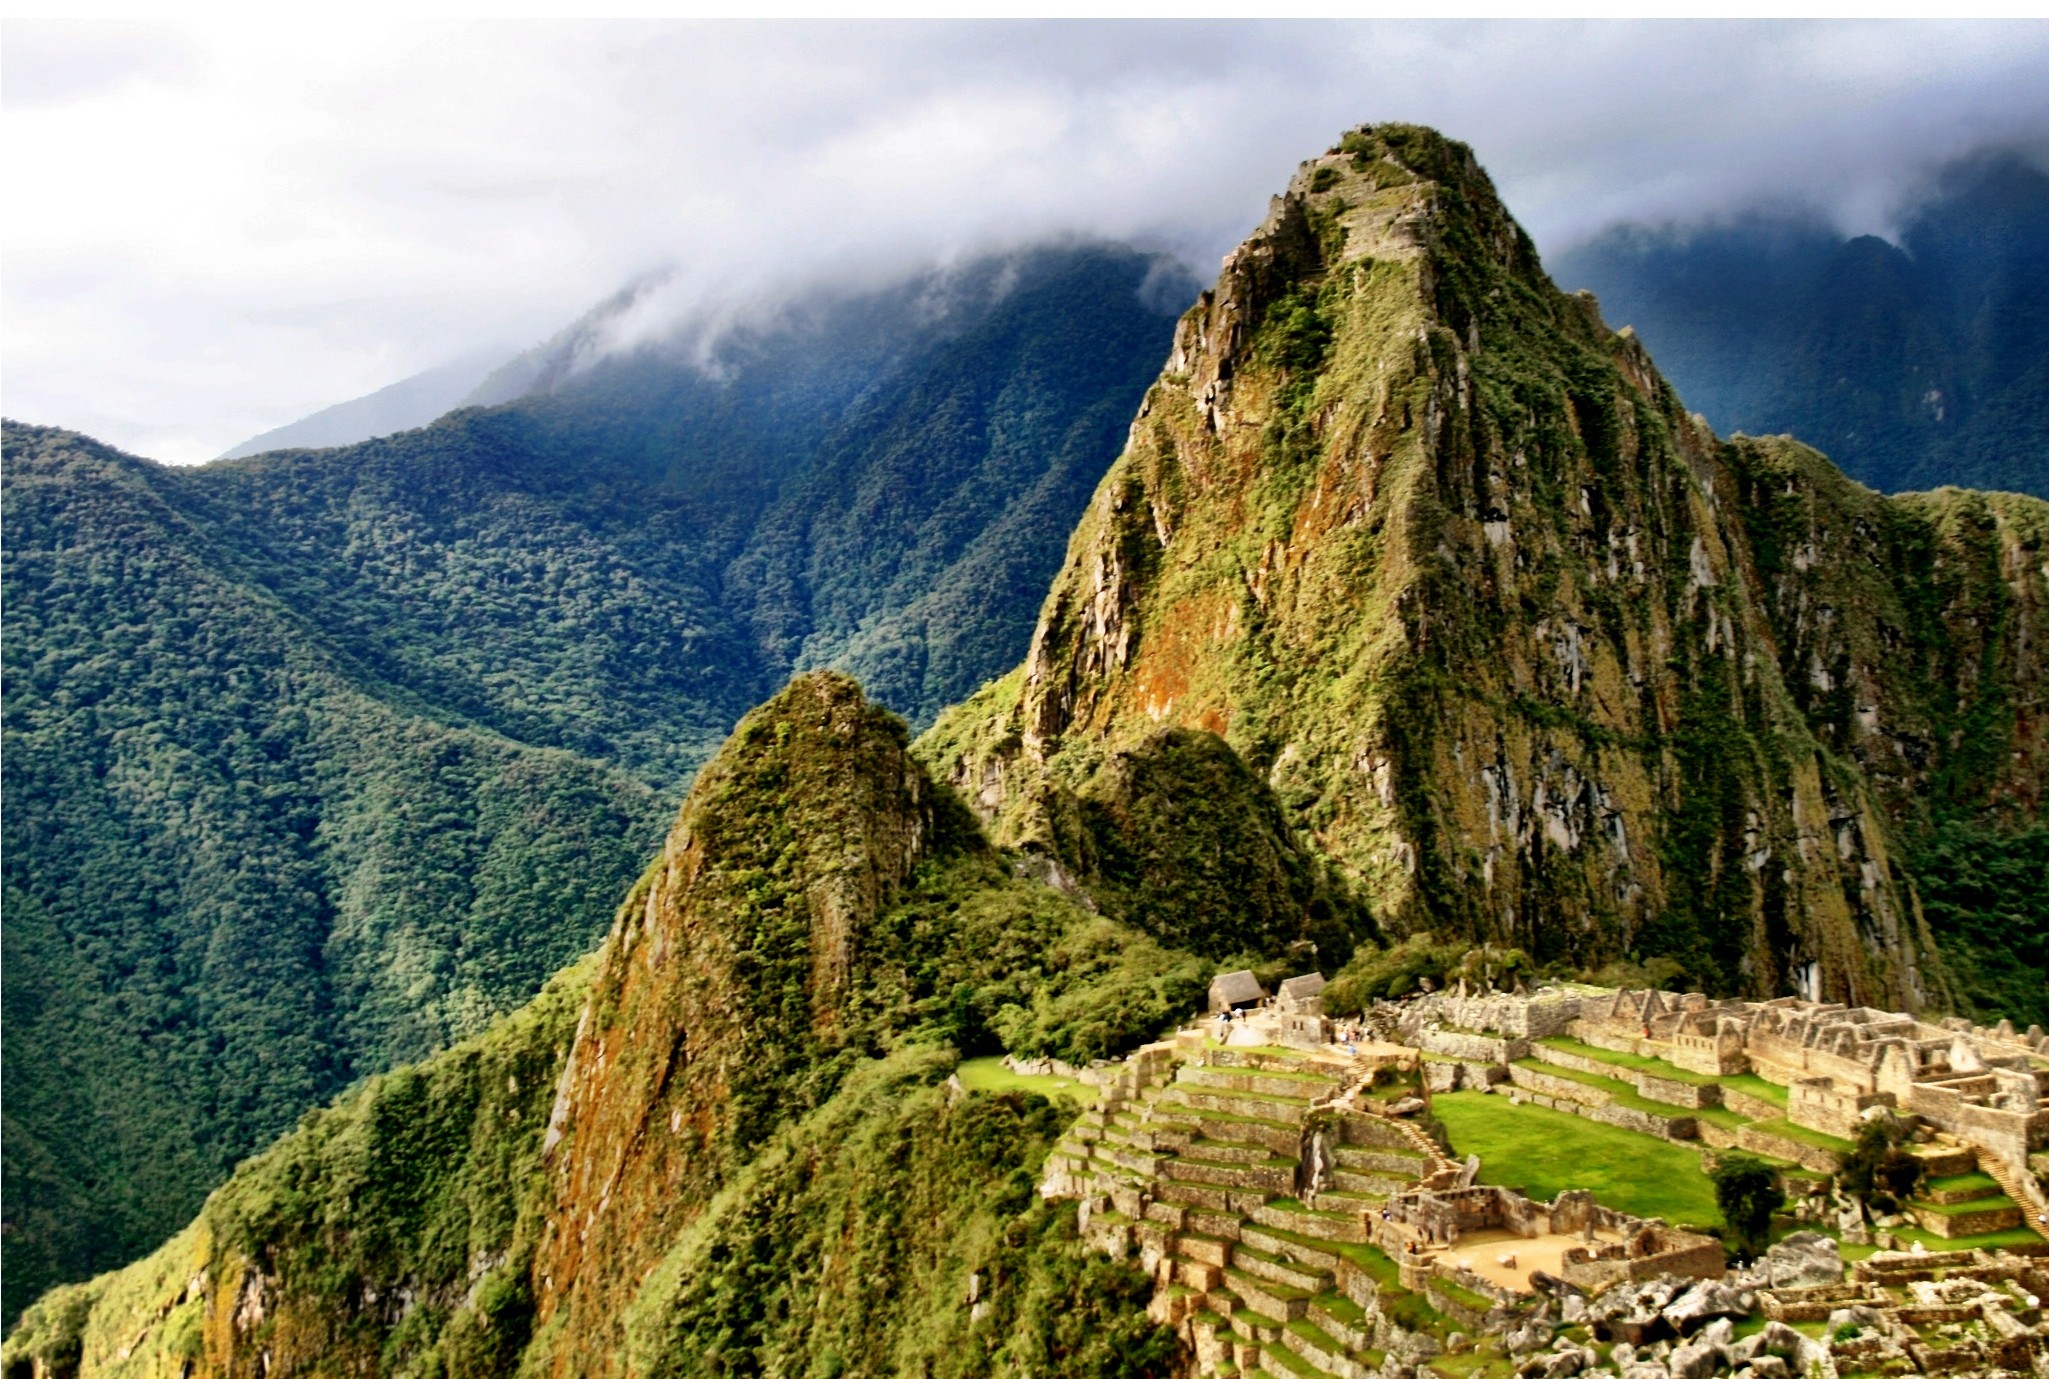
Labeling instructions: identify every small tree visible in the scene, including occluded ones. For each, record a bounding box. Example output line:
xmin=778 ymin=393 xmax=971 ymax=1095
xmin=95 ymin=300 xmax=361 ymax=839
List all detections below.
xmin=1839 ymin=1117 xmax=1923 ymax=1213
xmin=1712 ymin=1152 xmax=1786 ymax=1260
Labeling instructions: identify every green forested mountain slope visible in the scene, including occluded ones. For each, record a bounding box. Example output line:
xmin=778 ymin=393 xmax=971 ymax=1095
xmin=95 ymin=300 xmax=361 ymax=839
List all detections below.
xmin=4 ymin=675 xmax=1211 ymax=1379
xmin=2 ymin=426 xmax=668 ymax=1323
xmin=0 ymin=243 xmax=1192 ymax=1321
xmin=1553 ymin=151 xmax=2049 ymax=498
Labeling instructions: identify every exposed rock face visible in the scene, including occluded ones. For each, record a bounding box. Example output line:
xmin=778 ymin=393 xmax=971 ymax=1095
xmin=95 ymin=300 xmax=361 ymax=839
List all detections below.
xmin=922 ymin=124 xmax=2047 ymax=1008
xmin=531 ymin=671 xmax=938 ymax=1370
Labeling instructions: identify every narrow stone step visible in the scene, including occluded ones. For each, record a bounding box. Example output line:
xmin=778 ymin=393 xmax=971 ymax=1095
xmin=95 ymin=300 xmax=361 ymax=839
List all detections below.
xmin=1330 ymin=1144 xmax=1426 ymax=1175
xmin=1183 ymin=1136 xmax=1283 ymax=1165
xmin=1225 ymin=1267 xmax=1311 ymax=1322
xmin=1187 ymin=1208 xmax=1243 ymax=1240
xmin=1239 ymin=1225 xmax=1343 ymax=1275
xmin=1233 ymin=1241 xmax=1332 ymax=1294
xmin=1167 ymin=1088 xmax=1312 ymax=1125
xmin=1306 ymin=1292 xmax=1376 ymax=1353
xmin=1164 ymin=1156 xmax=1296 ymax=1193
xmin=1259 ymin=1338 xmax=1336 ymax=1379
xmin=1280 ymin=1318 xmax=1364 ymax=1379
xmin=1250 ymin=1200 xmax=1373 ymax=1245
xmin=1175 ymin=1231 xmax=1235 ymax=1268
xmin=1330 ymin=1168 xmax=1411 ymax=1196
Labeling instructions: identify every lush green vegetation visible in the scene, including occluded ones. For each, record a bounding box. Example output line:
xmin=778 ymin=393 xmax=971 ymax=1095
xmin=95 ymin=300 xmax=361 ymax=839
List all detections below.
xmin=1710 ymin=1152 xmax=1785 ymax=1259
xmin=1432 ymin=1092 xmax=1722 ymax=1230
xmin=1912 ymin=821 xmax=2049 ymax=1028
xmin=1323 ymin=939 xmax=1534 ymax=1015
xmin=0 ymin=426 xmax=667 ymax=1324
xmin=3 ymin=676 xmax=1193 ymax=1377
xmin=1837 ymin=1118 xmax=1924 ymax=1214
xmin=1 ymin=245 xmax=1194 ymax=1323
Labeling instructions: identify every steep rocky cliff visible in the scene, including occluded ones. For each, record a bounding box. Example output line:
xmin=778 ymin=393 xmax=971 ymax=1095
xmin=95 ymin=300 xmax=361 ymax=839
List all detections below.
xmin=921 ymin=124 xmax=2046 ymax=1011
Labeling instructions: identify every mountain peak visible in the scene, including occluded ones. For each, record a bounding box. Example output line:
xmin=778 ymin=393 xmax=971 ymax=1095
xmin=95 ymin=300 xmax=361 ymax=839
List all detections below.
xmin=925 ymin=123 xmax=2043 ymax=1013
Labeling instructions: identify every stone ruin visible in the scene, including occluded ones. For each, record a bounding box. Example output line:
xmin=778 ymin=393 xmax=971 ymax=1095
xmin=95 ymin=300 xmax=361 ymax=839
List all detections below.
xmin=1396 ymin=982 xmax=2049 ymax=1234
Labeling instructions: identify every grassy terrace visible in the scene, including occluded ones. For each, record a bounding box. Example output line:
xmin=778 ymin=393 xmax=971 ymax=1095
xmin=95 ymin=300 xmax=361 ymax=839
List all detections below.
xmin=1161 ymin=1106 xmax=1298 ymax=1130
xmin=1434 ymin=1091 xmax=1722 ymax=1230
xmin=1745 ymin=1117 xmax=1854 ymax=1154
xmin=1201 ymin=1066 xmax=1342 ymax=1085
xmin=1432 ymin=1278 xmax=1496 ymax=1313
xmin=1535 ymin=1036 xmax=1716 ymax=1085
xmin=1510 ymin=1057 xmax=1698 ymax=1120
xmin=1890 ymin=1223 xmax=2045 ymax=1252
xmin=955 ymin=1055 xmax=1098 ymax=1104
xmin=1924 ymin=1171 xmax=2000 ymax=1196
xmin=1532 ymin=1037 xmax=1792 ymax=1111
xmin=1718 ymin=1072 xmax=1789 ymax=1108
xmin=1909 ymin=1193 xmax=2017 ymax=1216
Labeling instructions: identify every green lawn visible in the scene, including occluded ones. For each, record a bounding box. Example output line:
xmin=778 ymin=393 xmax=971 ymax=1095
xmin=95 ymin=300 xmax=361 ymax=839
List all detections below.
xmin=955 ymin=1055 xmax=1098 ymax=1104
xmin=1433 ymin=1091 xmax=1722 ymax=1230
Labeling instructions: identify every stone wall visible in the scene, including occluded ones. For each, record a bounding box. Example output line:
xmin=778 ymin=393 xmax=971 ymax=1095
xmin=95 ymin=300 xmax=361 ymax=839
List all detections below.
xmin=1559 ymin=1224 xmax=1724 ymax=1289
xmin=1788 ymin=1078 xmax=1887 ymax=1139
xmin=1722 ymin=1088 xmax=1783 ymax=1121
xmin=1736 ymin=1124 xmax=1843 ymax=1173
xmin=1411 ymin=990 xmax=1581 ymax=1039
xmin=1909 ymin=1200 xmax=2025 ymax=1237
xmin=1417 ymin=1028 xmax=1527 ymax=1063
xmin=1506 ymin=1064 xmax=1608 ymax=1107
xmin=1636 ymin=1072 xmax=1720 ymax=1110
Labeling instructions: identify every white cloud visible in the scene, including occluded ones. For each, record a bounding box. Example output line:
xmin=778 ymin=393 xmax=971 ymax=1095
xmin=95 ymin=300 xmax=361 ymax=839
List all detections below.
xmin=4 ymin=18 xmax=2044 ymax=463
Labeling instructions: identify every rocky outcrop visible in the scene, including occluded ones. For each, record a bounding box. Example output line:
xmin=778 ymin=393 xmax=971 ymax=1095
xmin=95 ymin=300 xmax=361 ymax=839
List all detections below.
xmin=530 ymin=672 xmax=941 ymax=1372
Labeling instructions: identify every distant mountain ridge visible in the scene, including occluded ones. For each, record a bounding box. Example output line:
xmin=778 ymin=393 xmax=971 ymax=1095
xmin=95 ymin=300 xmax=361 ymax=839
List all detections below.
xmin=1553 ymin=150 xmax=2048 ymax=498
xmin=217 ymin=352 xmax=507 ymax=459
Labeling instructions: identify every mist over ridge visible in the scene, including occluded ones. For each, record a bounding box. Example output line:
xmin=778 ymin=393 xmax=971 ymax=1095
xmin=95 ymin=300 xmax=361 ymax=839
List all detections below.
xmin=6 ymin=19 xmax=2045 ymax=464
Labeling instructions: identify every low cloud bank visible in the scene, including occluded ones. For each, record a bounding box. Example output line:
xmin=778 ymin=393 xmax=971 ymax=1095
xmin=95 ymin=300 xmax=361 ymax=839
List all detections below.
xmin=5 ymin=20 xmax=2043 ymax=463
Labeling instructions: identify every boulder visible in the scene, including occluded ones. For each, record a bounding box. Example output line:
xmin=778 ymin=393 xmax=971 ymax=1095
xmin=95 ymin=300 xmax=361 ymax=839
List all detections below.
xmin=1757 ymin=1320 xmax=1824 ymax=1371
xmin=1746 ymin=1358 xmax=1788 ymax=1379
xmin=1662 ymin=1282 xmax=1747 ymax=1333
xmin=1541 ymin=1348 xmax=1588 ymax=1378
xmin=1667 ymin=1339 xmax=1719 ymax=1379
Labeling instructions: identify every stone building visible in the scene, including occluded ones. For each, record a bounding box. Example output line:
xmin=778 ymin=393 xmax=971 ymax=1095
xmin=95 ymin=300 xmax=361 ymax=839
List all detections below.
xmin=1208 ymin=969 xmax=1265 ymax=1014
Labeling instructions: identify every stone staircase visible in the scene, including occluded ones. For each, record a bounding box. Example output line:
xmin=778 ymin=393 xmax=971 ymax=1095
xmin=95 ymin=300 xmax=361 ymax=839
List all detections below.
xmin=1045 ymin=1041 xmax=1468 ymax=1377
xmin=1975 ymin=1151 xmax=2049 ymax=1241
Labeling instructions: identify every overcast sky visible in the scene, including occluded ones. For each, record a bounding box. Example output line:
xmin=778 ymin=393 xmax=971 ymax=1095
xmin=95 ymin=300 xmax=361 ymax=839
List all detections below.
xmin=5 ymin=18 xmax=2046 ymax=465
